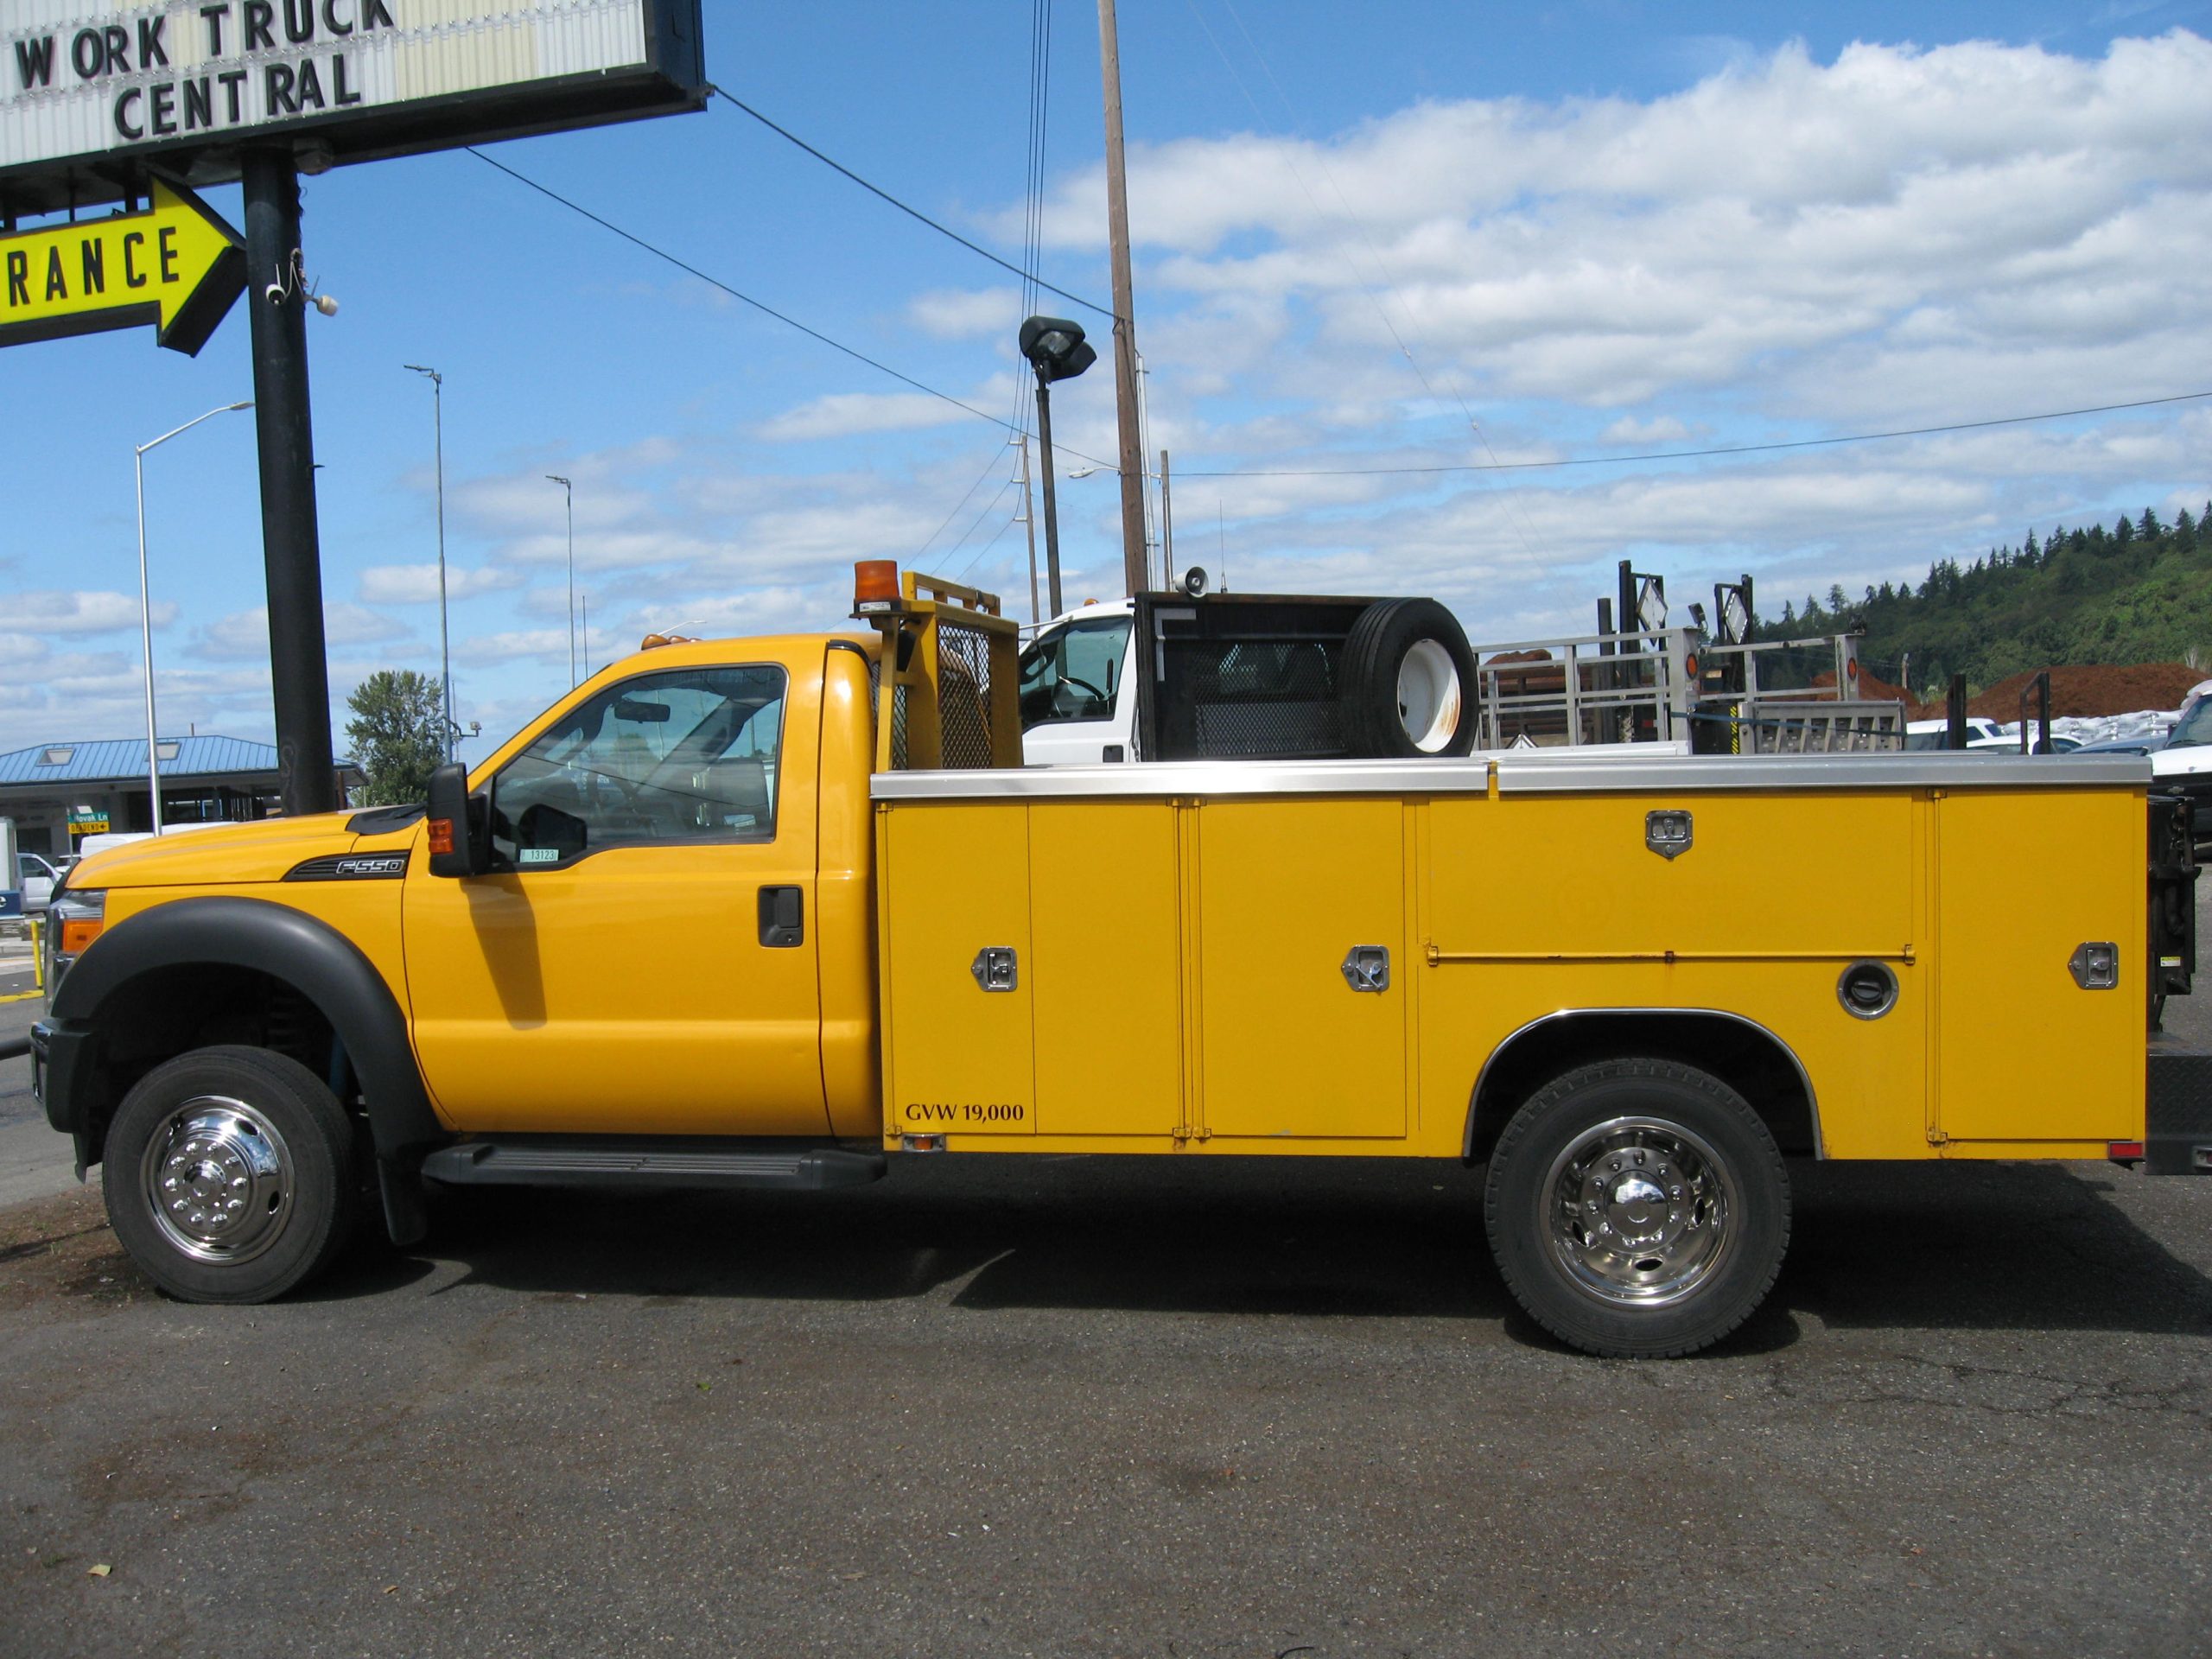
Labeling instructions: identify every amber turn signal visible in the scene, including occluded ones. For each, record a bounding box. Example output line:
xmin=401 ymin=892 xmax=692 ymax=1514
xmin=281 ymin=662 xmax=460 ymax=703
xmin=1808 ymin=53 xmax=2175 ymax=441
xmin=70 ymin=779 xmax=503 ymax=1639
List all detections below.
xmin=60 ymin=917 xmax=104 ymax=956
xmin=854 ymin=560 xmax=900 ymax=607
xmin=428 ymin=817 xmax=455 ymax=856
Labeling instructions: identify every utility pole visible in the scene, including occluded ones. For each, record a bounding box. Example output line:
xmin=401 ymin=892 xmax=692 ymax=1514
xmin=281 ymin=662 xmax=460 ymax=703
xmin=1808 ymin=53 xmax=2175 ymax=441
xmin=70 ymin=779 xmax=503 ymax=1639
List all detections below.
xmin=1096 ymin=0 xmax=1148 ymax=597
xmin=1015 ymin=433 xmax=1041 ymax=625
xmin=547 ymin=474 xmax=575 ymax=685
xmin=404 ymin=364 xmax=453 ymax=759
xmin=1159 ymin=448 xmax=1173 ymax=579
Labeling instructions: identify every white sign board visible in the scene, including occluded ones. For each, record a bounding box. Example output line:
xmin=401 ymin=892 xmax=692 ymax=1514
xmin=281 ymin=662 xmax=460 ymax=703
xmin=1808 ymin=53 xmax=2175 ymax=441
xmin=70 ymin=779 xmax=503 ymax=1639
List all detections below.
xmin=1 ymin=0 xmax=703 ymax=213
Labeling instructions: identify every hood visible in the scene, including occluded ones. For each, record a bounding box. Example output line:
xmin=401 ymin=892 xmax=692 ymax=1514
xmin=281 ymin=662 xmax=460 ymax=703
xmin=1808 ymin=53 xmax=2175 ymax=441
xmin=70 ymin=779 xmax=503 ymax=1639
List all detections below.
xmin=67 ymin=810 xmax=381 ymax=890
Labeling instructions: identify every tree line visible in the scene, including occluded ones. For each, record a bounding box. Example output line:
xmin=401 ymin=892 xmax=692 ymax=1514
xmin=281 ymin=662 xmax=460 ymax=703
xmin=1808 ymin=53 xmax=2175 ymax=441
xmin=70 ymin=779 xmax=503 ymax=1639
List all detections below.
xmin=1757 ymin=505 xmax=2212 ymax=699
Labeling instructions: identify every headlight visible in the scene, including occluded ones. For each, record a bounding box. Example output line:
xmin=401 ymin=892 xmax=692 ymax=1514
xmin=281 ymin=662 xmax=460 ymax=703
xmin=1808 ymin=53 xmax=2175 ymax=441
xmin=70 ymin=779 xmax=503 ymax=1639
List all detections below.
xmin=45 ymin=887 xmax=104 ymax=999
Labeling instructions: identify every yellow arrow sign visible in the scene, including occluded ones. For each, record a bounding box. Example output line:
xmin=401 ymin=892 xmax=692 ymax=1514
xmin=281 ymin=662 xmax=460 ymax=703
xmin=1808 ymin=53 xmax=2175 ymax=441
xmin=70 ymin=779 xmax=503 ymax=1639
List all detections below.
xmin=0 ymin=177 xmax=245 ymax=357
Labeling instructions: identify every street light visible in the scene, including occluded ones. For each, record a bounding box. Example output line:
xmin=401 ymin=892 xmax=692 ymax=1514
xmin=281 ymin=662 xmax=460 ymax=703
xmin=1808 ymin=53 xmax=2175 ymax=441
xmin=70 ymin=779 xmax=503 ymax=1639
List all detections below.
xmin=1019 ymin=315 xmax=1097 ymax=619
xmin=136 ymin=400 xmax=252 ymax=836
xmin=404 ymin=364 xmax=454 ymax=759
xmin=546 ymin=474 xmax=575 ymax=685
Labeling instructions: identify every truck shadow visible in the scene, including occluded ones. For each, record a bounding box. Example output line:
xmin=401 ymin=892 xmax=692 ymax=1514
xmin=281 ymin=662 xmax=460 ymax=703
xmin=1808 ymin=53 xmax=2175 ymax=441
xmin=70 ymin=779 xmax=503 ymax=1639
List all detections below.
xmin=328 ymin=1156 xmax=2212 ymax=1351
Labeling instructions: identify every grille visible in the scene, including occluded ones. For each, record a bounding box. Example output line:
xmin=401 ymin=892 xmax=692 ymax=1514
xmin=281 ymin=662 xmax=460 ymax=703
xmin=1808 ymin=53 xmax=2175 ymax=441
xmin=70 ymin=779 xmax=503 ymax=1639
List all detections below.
xmin=935 ymin=620 xmax=997 ymax=768
xmin=1158 ymin=636 xmax=1350 ymax=760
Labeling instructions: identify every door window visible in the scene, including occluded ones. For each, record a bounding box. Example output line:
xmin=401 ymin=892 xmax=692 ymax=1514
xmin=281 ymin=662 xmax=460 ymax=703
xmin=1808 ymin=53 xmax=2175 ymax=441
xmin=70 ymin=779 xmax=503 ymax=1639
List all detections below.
xmin=1019 ymin=615 xmax=1131 ymax=729
xmin=488 ymin=665 xmax=786 ymax=868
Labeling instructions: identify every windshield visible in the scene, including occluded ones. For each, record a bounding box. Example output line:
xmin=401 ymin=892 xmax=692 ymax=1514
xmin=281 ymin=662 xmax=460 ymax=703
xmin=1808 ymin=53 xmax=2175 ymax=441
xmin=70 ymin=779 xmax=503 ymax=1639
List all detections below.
xmin=2171 ymin=695 xmax=2212 ymax=749
xmin=1019 ymin=615 xmax=1132 ymax=729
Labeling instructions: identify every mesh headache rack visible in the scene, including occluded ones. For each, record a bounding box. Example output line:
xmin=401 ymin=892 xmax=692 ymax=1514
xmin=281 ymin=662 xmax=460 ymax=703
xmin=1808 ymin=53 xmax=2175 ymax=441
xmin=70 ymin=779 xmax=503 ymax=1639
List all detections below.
xmin=853 ymin=562 xmax=1023 ymax=771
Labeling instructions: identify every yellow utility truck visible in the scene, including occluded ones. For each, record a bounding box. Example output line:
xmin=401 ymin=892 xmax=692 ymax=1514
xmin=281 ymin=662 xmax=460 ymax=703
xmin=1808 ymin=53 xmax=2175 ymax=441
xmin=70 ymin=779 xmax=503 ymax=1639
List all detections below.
xmin=31 ymin=569 xmax=2208 ymax=1357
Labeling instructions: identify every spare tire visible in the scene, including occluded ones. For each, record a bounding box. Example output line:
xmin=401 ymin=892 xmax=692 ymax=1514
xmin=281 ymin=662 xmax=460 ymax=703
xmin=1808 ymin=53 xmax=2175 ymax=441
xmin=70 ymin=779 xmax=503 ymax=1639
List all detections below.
xmin=1341 ymin=598 xmax=1479 ymax=757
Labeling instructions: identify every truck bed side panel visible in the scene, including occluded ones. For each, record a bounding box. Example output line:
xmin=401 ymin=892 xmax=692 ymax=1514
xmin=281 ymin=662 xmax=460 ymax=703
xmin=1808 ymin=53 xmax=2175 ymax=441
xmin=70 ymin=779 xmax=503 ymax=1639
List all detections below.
xmin=1030 ymin=804 xmax=1183 ymax=1135
xmin=1198 ymin=800 xmax=1408 ymax=1139
xmin=1933 ymin=788 xmax=2146 ymax=1147
xmin=1420 ymin=790 xmax=1929 ymax=1160
xmin=881 ymin=804 xmax=1036 ymax=1137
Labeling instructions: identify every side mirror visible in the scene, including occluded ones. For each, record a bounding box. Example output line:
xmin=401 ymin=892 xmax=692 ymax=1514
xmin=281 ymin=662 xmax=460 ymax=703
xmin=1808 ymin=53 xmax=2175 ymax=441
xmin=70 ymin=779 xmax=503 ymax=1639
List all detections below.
xmin=426 ymin=762 xmax=490 ymax=877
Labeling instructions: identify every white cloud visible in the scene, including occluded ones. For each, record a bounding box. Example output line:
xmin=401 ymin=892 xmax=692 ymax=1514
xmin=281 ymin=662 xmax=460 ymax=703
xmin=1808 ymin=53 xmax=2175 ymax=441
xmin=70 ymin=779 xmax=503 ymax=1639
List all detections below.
xmin=1011 ymin=30 xmax=2212 ymax=428
xmin=753 ymin=387 xmax=994 ymax=442
xmin=194 ymin=604 xmax=410 ymax=661
xmin=359 ymin=563 xmax=526 ymax=604
xmin=1600 ymin=416 xmax=1697 ymax=446
xmin=908 ymin=287 xmax=1022 ymax=339
xmin=10 ymin=590 xmax=175 ymax=632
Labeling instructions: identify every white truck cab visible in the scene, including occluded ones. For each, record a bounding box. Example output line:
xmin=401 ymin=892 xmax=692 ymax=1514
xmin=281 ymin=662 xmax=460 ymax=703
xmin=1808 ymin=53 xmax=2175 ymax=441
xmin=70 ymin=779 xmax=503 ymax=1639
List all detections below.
xmin=1019 ymin=600 xmax=1139 ymax=765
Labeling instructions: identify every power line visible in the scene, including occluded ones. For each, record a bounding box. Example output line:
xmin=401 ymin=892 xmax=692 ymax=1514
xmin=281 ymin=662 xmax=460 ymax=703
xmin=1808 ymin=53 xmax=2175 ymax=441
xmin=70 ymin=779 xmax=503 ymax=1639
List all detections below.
xmin=469 ymin=146 xmax=1013 ymax=430
xmin=714 ymin=87 xmax=1116 ymax=321
xmin=467 ymin=145 xmax=1118 ymax=474
xmin=1173 ymin=391 xmax=2212 ymax=478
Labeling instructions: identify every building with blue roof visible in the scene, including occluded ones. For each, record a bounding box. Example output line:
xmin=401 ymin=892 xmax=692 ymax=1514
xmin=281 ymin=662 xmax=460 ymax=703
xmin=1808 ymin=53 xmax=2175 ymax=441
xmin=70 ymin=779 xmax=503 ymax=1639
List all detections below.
xmin=0 ymin=736 xmax=361 ymax=856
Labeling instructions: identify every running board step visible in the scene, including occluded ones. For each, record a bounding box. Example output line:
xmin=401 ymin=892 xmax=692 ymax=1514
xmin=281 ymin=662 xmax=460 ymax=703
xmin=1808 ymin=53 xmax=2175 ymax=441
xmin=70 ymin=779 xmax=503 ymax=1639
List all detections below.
xmin=422 ymin=1141 xmax=886 ymax=1192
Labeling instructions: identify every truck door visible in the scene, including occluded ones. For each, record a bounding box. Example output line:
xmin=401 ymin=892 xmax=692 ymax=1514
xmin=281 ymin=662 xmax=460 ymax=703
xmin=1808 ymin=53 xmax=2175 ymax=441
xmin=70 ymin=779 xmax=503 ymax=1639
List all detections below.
xmin=403 ymin=660 xmax=830 ymax=1137
xmin=1198 ymin=799 xmax=1408 ymax=1138
xmin=1019 ymin=611 xmax=1135 ymax=763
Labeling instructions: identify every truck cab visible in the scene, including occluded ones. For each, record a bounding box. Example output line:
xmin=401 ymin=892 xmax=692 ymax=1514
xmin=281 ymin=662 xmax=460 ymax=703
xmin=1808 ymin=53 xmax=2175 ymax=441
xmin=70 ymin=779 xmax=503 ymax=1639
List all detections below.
xmin=1020 ymin=600 xmax=1136 ymax=764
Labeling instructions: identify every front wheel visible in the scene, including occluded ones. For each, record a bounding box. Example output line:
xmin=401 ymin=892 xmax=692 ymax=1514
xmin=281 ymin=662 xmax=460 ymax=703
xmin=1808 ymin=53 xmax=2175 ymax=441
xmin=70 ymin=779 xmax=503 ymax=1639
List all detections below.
xmin=103 ymin=1046 xmax=359 ymax=1304
xmin=1484 ymin=1058 xmax=1789 ymax=1358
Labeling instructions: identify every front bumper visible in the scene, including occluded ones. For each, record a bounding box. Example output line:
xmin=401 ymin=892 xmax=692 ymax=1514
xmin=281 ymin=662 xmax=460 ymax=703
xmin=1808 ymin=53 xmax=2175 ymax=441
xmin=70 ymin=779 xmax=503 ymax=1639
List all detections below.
xmin=2146 ymin=1032 xmax=2212 ymax=1174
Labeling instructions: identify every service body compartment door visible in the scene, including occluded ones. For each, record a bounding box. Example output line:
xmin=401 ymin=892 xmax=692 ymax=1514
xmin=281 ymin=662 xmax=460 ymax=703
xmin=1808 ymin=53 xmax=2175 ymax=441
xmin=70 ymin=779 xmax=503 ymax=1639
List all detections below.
xmin=1029 ymin=803 xmax=1183 ymax=1135
xmin=1198 ymin=799 xmax=1407 ymax=1138
xmin=881 ymin=803 xmax=1036 ymax=1135
xmin=1936 ymin=789 xmax=2145 ymax=1143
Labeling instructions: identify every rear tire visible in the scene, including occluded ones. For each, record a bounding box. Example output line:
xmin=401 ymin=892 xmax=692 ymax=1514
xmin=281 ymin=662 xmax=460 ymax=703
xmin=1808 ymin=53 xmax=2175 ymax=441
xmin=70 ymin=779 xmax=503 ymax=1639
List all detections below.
xmin=1342 ymin=598 xmax=1478 ymax=757
xmin=104 ymin=1045 xmax=359 ymax=1305
xmin=1484 ymin=1058 xmax=1789 ymax=1358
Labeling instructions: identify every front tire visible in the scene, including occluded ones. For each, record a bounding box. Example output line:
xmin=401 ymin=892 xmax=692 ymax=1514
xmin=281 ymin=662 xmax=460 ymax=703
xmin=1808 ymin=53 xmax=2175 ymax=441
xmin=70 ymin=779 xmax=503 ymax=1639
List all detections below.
xmin=1484 ymin=1058 xmax=1789 ymax=1358
xmin=104 ymin=1046 xmax=359 ymax=1304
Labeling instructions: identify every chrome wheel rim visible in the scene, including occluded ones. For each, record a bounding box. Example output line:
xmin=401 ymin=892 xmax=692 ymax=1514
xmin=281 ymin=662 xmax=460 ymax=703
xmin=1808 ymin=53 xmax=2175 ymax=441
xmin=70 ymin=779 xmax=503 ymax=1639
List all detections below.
xmin=1542 ymin=1115 xmax=1735 ymax=1308
xmin=140 ymin=1096 xmax=296 ymax=1266
xmin=1395 ymin=639 xmax=1463 ymax=752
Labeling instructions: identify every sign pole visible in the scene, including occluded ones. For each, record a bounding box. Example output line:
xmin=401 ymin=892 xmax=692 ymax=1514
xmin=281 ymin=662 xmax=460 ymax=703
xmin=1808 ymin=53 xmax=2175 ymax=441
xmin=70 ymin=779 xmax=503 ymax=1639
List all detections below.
xmin=242 ymin=151 xmax=337 ymax=818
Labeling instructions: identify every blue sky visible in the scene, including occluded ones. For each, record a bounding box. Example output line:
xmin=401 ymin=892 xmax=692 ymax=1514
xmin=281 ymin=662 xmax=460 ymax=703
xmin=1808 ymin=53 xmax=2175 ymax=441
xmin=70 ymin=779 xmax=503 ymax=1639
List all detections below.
xmin=4 ymin=0 xmax=2212 ymax=757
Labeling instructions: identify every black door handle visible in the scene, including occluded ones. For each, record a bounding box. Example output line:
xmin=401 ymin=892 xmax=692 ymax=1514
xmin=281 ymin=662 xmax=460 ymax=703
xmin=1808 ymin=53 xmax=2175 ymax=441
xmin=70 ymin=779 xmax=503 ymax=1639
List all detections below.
xmin=758 ymin=886 xmax=804 ymax=948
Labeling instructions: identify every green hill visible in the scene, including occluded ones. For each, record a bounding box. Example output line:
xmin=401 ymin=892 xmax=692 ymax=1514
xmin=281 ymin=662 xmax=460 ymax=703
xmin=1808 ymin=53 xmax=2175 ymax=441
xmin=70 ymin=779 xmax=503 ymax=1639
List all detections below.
xmin=1754 ymin=505 xmax=2212 ymax=699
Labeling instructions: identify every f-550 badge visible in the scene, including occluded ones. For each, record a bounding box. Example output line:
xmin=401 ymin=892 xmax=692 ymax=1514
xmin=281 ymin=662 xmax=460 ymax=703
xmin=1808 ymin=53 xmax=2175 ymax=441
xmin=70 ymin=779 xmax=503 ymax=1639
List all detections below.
xmin=284 ymin=853 xmax=410 ymax=881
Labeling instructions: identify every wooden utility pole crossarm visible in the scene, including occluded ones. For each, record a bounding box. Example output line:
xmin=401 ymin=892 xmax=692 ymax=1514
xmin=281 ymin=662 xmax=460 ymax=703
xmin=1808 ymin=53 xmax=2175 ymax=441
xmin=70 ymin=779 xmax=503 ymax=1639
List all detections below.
xmin=1097 ymin=0 xmax=1149 ymax=598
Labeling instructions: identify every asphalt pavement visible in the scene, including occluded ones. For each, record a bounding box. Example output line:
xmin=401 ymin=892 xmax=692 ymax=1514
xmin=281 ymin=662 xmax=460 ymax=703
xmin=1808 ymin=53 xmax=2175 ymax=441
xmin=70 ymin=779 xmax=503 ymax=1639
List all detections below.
xmin=1 ymin=900 xmax=2209 ymax=1656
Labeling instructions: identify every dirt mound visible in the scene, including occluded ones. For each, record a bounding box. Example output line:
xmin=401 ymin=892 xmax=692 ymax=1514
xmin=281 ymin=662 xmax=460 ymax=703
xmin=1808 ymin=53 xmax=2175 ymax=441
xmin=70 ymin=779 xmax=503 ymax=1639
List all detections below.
xmin=1809 ymin=668 xmax=1910 ymax=703
xmin=1903 ymin=663 xmax=2205 ymax=721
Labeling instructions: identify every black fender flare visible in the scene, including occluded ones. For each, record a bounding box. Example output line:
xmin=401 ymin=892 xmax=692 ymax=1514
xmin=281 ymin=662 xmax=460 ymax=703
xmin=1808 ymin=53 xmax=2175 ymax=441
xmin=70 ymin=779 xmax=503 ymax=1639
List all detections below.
xmin=51 ymin=896 xmax=447 ymax=1233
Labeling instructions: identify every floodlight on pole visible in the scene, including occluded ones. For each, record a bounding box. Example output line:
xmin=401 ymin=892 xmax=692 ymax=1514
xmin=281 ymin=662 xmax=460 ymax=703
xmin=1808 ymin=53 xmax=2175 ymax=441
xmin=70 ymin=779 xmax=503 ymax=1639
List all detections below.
xmin=546 ymin=474 xmax=575 ymax=685
xmin=404 ymin=364 xmax=454 ymax=759
xmin=1018 ymin=315 xmax=1097 ymax=620
xmin=135 ymin=400 xmax=252 ymax=836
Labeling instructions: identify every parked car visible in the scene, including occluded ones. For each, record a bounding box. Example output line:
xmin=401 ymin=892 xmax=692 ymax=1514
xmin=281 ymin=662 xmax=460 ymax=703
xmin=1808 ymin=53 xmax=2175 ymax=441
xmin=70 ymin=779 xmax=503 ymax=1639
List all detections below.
xmin=17 ymin=852 xmax=75 ymax=913
xmin=1902 ymin=716 xmax=2005 ymax=750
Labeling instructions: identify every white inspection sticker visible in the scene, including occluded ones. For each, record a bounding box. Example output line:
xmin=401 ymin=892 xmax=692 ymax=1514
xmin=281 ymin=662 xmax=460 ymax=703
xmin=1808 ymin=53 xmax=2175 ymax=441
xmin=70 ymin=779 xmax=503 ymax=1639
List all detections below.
xmin=518 ymin=849 xmax=561 ymax=864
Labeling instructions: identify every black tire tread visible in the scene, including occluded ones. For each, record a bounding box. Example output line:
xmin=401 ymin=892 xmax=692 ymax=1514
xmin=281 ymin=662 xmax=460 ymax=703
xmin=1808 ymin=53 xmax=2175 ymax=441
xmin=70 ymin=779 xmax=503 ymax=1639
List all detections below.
xmin=1341 ymin=597 xmax=1478 ymax=758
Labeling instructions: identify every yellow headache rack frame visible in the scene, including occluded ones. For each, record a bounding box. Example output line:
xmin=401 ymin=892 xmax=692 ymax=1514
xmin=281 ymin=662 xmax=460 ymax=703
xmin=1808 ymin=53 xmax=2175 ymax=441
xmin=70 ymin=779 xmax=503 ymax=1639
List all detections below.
xmin=852 ymin=563 xmax=1024 ymax=772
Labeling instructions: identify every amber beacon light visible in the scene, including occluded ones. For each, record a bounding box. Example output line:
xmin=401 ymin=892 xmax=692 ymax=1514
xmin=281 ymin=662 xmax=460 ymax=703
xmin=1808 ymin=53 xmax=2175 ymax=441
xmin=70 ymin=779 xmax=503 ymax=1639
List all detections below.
xmin=854 ymin=561 xmax=901 ymax=613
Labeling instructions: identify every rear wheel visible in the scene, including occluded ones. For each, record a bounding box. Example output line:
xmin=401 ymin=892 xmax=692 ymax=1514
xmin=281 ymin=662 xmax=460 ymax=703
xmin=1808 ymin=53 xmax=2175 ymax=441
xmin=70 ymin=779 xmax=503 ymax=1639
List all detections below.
xmin=104 ymin=1046 xmax=359 ymax=1304
xmin=1484 ymin=1058 xmax=1789 ymax=1357
xmin=1341 ymin=598 xmax=1478 ymax=757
